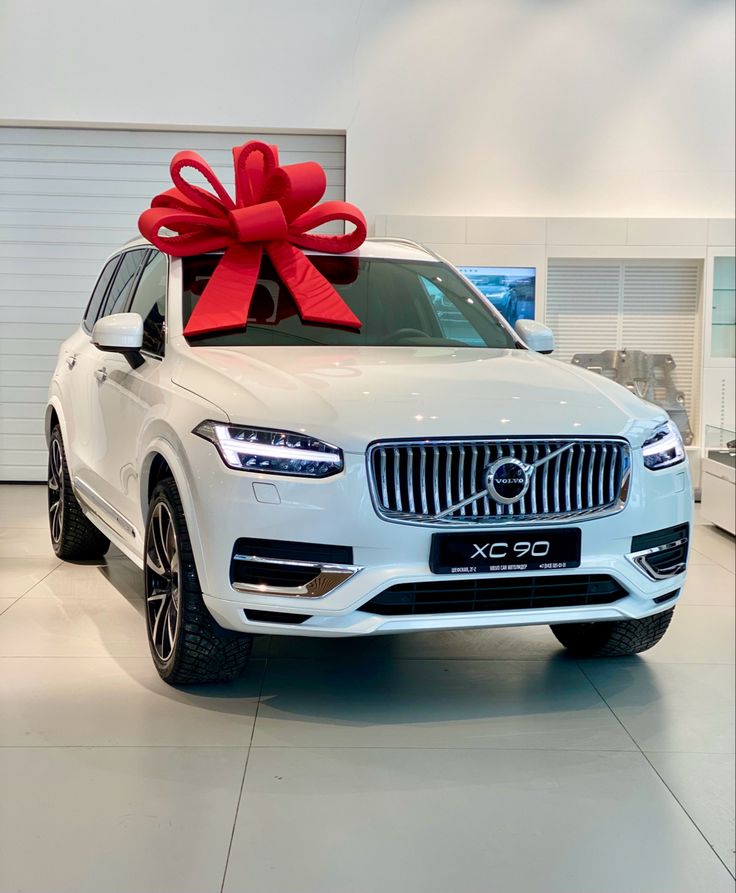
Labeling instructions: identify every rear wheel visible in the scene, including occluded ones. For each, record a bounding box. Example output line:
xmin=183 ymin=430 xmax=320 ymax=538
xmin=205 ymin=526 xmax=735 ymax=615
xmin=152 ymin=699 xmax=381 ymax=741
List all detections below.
xmin=47 ymin=425 xmax=110 ymax=560
xmin=550 ymin=608 xmax=675 ymax=657
xmin=144 ymin=477 xmax=253 ymax=685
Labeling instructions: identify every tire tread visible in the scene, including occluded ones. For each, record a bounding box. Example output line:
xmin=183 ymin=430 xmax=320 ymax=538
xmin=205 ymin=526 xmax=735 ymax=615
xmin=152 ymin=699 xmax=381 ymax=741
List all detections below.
xmin=550 ymin=608 xmax=675 ymax=657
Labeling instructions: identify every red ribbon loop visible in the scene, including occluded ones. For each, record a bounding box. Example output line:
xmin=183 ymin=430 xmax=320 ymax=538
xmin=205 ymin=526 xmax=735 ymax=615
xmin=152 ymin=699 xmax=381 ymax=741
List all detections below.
xmin=228 ymin=202 xmax=288 ymax=243
xmin=138 ymin=140 xmax=366 ymax=335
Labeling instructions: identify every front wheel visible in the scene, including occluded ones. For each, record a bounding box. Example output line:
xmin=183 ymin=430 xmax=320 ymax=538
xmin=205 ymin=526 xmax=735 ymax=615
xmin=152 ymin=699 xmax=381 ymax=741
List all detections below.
xmin=550 ymin=607 xmax=675 ymax=657
xmin=144 ymin=477 xmax=253 ymax=685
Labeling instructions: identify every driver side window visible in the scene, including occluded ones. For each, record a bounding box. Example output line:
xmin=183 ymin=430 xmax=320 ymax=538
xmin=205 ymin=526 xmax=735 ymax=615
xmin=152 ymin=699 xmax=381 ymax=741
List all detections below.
xmin=100 ymin=249 xmax=147 ymax=319
xmin=420 ymin=275 xmax=486 ymax=346
xmin=128 ymin=251 xmax=168 ymax=356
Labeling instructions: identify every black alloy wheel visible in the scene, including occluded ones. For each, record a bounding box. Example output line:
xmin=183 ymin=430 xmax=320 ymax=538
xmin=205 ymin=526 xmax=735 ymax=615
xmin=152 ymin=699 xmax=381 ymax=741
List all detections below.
xmin=145 ymin=500 xmax=181 ymax=663
xmin=47 ymin=436 xmax=64 ymax=547
xmin=46 ymin=425 xmax=110 ymax=560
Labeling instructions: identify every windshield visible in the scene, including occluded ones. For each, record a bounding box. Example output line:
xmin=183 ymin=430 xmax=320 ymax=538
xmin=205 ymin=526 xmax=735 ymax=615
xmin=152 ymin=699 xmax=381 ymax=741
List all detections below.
xmin=182 ymin=254 xmax=520 ymax=349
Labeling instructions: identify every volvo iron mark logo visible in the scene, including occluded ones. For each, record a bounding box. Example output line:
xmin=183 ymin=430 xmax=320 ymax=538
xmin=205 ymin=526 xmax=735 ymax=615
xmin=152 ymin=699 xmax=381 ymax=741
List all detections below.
xmin=486 ymin=457 xmax=531 ymax=505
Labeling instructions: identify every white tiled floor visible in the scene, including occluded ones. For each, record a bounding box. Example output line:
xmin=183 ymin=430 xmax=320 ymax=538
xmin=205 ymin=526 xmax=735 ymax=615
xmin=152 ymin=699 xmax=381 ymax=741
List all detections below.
xmin=0 ymin=484 xmax=733 ymax=893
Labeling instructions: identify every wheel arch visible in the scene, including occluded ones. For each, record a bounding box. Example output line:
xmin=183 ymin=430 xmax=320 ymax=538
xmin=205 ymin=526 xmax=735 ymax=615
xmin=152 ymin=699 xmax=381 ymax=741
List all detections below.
xmin=45 ymin=398 xmax=79 ymax=485
xmin=44 ymin=398 xmax=67 ymax=447
xmin=139 ymin=436 xmax=211 ymax=593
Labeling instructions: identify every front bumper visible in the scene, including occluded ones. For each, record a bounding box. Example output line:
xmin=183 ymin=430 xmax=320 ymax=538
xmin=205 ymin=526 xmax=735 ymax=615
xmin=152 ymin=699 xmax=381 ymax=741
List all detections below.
xmin=186 ymin=435 xmax=693 ymax=637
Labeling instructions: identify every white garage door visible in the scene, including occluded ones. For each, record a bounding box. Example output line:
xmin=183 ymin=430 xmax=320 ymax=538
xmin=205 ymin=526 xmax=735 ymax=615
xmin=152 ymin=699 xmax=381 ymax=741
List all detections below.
xmin=0 ymin=126 xmax=346 ymax=481
xmin=546 ymin=258 xmax=702 ymax=437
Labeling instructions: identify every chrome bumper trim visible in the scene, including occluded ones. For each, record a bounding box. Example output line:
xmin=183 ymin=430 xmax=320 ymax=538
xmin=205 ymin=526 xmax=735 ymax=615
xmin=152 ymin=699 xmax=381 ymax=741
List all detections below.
xmin=231 ymin=554 xmax=363 ymax=598
xmin=627 ymin=537 xmax=689 ymax=581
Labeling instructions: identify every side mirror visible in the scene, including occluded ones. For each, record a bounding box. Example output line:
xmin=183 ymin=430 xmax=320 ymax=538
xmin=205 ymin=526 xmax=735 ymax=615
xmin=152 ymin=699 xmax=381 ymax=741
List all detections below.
xmin=514 ymin=319 xmax=554 ymax=354
xmin=92 ymin=313 xmax=144 ymax=366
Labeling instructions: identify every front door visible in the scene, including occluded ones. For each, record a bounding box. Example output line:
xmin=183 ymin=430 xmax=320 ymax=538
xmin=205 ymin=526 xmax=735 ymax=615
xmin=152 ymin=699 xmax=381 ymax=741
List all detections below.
xmin=91 ymin=250 xmax=169 ymax=539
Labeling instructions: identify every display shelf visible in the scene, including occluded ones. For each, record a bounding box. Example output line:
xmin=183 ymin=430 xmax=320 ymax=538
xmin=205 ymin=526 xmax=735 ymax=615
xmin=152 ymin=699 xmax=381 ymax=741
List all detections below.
xmin=699 ymin=250 xmax=735 ymax=461
xmin=711 ymin=256 xmax=736 ymax=359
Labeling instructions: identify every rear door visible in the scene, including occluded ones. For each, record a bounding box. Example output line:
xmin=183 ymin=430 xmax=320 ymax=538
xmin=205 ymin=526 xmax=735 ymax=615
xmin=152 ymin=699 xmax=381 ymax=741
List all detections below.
xmin=58 ymin=253 xmax=120 ymax=484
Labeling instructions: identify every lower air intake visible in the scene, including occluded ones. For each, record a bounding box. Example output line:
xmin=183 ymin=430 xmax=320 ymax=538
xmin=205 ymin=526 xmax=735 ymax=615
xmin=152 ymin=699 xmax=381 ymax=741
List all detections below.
xmin=359 ymin=574 xmax=627 ymax=616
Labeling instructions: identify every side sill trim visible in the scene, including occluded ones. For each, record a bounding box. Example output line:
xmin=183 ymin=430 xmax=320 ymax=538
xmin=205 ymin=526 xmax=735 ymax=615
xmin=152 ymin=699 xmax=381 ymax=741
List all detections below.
xmin=73 ymin=477 xmax=137 ymax=539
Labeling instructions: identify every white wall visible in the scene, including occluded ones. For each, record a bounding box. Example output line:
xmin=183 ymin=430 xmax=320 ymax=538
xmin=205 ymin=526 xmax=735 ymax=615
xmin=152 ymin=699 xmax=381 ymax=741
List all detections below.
xmin=374 ymin=215 xmax=736 ymax=319
xmin=0 ymin=0 xmax=734 ymax=224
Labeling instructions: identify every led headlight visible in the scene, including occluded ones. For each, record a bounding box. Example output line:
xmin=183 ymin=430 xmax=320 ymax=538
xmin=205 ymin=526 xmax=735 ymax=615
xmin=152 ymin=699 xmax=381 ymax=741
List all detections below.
xmin=193 ymin=421 xmax=343 ymax=477
xmin=641 ymin=420 xmax=686 ymax=470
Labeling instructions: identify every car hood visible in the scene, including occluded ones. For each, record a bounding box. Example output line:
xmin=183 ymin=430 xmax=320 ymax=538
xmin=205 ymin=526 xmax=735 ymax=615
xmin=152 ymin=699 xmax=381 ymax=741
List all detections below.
xmin=172 ymin=346 xmax=665 ymax=452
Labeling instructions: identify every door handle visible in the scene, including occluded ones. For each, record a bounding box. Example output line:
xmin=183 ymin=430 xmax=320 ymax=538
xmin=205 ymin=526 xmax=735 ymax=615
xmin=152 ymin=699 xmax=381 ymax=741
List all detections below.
xmin=65 ymin=354 xmax=77 ymax=370
xmin=94 ymin=367 xmax=108 ymax=383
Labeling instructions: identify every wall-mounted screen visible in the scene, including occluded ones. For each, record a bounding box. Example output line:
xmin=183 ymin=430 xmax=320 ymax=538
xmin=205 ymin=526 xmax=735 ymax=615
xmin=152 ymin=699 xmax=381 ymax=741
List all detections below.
xmin=458 ymin=266 xmax=536 ymax=327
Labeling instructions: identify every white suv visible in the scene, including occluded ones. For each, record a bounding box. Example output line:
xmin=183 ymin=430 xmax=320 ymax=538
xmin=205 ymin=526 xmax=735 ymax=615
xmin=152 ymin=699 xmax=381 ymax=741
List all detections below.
xmin=47 ymin=237 xmax=692 ymax=684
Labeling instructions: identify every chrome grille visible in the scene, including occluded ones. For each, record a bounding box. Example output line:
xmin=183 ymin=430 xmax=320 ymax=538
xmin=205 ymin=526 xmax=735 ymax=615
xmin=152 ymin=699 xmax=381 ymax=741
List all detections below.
xmin=368 ymin=438 xmax=630 ymax=525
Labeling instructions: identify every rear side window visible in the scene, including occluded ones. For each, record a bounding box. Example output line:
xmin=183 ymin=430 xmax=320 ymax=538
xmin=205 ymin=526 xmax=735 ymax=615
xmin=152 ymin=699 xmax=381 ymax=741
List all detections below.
xmin=100 ymin=249 xmax=147 ymax=319
xmin=83 ymin=256 xmax=120 ymax=331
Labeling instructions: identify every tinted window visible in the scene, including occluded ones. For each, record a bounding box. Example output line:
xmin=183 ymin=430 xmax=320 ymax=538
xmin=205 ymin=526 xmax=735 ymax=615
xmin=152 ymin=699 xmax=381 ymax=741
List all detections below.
xmin=182 ymin=256 xmax=518 ymax=349
xmin=83 ymin=256 xmax=120 ymax=330
xmin=100 ymin=249 xmax=147 ymax=318
xmin=420 ymin=275 xmax=486 ymax=346
xmin=129 ymin=251 xmax=167 ymax=356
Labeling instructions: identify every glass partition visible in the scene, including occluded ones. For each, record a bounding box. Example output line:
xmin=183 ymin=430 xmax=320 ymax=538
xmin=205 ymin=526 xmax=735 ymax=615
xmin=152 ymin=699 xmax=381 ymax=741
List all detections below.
xmin=704 ymin=424 xmax=736 ymax=470
xmin=711 ymin=257 xmax=736 ymax=359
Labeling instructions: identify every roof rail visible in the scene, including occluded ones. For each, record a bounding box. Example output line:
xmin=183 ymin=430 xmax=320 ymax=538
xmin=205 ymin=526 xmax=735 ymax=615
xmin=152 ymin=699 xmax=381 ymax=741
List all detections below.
xmin=367 ymin=236 xmax=425 ymax=250
xmin=367 ymin=236 xmax=443 ymax=261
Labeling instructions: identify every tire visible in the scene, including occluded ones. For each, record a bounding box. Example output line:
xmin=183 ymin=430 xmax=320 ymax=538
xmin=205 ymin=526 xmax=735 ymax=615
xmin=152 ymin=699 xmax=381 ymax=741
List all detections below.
xmin=144 ymin=476 xmax=253 ymax=685
xmin=47 ymin=425 xmax=110 ymax=560
xmin=550 ymin=607 xmax=675 ymax=657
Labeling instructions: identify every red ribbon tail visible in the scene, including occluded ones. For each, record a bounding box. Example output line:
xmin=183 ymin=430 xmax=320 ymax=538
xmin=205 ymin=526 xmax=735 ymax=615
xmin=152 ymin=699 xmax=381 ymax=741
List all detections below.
xmin=266 ymin=241 xmax=362 ymax=330
xmin=183 ymin=244 xmax=262 ymax=336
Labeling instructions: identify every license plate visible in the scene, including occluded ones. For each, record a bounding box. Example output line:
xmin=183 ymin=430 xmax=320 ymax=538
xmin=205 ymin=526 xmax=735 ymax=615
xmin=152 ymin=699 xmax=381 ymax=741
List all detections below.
xmin=430 ymin=529 xmax=581 ymax=574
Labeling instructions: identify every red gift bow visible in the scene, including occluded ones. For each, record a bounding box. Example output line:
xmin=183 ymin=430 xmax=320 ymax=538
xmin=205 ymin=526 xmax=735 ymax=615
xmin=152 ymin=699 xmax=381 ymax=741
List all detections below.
xmin=138 ymin=141 xmax=366 ymax=336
